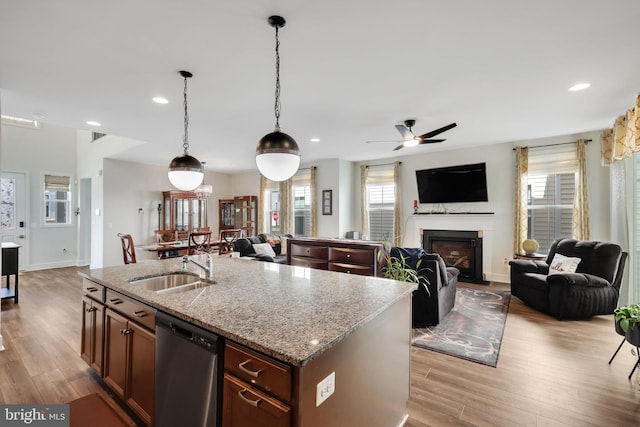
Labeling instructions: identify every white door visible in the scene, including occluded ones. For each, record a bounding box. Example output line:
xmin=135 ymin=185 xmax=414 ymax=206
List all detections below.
xmin=1 ymin=172 xmax=29 ymax=271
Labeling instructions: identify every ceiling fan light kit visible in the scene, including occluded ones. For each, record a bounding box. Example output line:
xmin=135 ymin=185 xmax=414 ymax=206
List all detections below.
xmin=255 ymin=15 xmax=301 ymax=182
xmin=368 ymin=119 xmax=458 ymax=151
xmin=168 ymin=70 xmax=204 ymax=191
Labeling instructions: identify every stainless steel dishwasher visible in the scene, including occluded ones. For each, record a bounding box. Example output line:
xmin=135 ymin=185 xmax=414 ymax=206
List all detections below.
xmin=155 ymin=311 xmax=223 ymax=427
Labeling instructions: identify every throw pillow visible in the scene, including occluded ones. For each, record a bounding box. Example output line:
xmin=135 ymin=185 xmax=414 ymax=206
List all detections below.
xmin=253 ymin=242 xmax=276 ymax=258
xmin=548 ymin=253 xmax=581 ymax=275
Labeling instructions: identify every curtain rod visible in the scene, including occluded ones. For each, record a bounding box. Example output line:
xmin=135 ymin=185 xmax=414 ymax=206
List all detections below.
xmin=512 ymin=139 xmax=591 ymax=151
xmin=364 ymin=161 xmax=402 ymax=168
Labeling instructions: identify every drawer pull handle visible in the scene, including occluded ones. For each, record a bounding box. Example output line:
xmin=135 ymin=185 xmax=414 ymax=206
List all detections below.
xmin=346 ymin=254 xmax=351 ymax=258
xmin=109 ymin=298 xmax=123 ymax=305
xmin=238 ymin=360 xmax=262 ymax=378
xmin=133 ymin=310 xmax=147 ymax=318
xmin=238 ymin=389 xmax=261 ymax=407
xmin=86 ymin=287 xmax=98 ymax=292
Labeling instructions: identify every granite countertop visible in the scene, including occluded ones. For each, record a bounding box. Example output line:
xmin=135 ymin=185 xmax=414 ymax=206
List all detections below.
xmin=80 ymin=256 xmax=415 ymax=367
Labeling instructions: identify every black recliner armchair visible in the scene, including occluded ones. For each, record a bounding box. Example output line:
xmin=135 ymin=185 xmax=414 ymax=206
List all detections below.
xmin=390 ymin=247 xmax=459 ymax=327
xmin=509 ymin=238 xmax=627 ymax=319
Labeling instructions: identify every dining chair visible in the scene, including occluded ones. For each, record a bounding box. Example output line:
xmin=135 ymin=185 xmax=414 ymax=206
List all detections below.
xmin=155 ymin=229 xmax=179 ymax=259
xmin=117 ymin=233 xmax=137 ymax=264
xmin=188 ymin=231 xmax=212 ymax=255
xmin=219 ymin=229 xmax=241 ymax=255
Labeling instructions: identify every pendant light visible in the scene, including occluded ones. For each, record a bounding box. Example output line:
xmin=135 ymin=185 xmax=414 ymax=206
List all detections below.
xmin=168 ymin=70 xmax=204 ymax=191
xmin=255 ymin=15 xmax=301 ymax=182
xmin=194 ymin=162 xmax=213 ymax=199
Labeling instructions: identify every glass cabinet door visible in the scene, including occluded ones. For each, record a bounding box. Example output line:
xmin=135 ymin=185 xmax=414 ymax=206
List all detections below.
xmin=191 ymin=199 xmax=207 ymax=230
xmin=174 ymin=199 xmax=189 ymax=232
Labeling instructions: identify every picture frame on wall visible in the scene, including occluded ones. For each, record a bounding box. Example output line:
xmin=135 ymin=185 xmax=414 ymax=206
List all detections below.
xmin=322 ymin=190 xmax=332 ymax=215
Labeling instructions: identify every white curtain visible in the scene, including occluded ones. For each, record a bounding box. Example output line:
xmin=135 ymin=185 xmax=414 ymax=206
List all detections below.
xmin=360 ymin=165 xmax=369 ymax=238
xmin=610 ymin=160 xmax=632 ymax=306
xmin=514 ymin=147 xmax=528 ymax=254
xmin=393 ymin=161 xmax=402 ymax=246
xmin=310 ymin=166 xmax=317 ymax=237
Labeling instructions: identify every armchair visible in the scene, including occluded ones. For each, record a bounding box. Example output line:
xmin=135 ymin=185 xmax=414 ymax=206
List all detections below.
xmin=389 ymin=247 xmax=459 ymax=327
xmin=509 ymin=238 xmax=627 ymax=319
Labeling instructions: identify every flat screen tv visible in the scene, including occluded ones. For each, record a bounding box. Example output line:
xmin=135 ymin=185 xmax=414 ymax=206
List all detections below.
xmin=416 ymin=162 xmax=488 ymax=204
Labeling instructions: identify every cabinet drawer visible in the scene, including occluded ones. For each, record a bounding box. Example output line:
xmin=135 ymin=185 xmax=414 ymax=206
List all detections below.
xmin=223 ymin=374 xmax=291 ymax=427
xmin=106 ymin=290 xmax=156 ymax=331
xmin=289 ymin=257 xmax=328 ymax=270
xmin=289 ymin=244 xmax=328 ymax=259
xmin=225 ymin=342 xmax=292 ymax=402
xmin=329 ymin=262 xmax=374 ymax=276
xmin=328 ymin=247 xmax=375 ymax=265
xmin=83 ymin=279 xmax=105 ymax=302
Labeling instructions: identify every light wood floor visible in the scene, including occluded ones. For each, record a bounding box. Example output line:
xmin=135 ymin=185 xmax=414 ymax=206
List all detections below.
xmin=1 ymin=268 xmax=639 ymax=426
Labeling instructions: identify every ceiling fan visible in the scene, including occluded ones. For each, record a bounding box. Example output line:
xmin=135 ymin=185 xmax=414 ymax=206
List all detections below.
xmin=366 ymin=119 xmax=457 ymax=151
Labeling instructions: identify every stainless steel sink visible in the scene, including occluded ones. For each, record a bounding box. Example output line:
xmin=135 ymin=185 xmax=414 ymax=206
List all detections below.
xmin=129 ymin=273 xmax=215 ymax=295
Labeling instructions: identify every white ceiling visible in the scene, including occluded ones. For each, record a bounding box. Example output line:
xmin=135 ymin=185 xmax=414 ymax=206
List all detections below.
xmin=1 ymin=0 xmax=639 ymax=173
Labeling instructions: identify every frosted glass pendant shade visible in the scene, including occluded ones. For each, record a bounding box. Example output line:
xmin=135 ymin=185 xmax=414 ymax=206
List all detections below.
xmin=168 ymin=153 xmax=204 ymax=191
xmin=256 ymin=130 xmax=300 ymax=181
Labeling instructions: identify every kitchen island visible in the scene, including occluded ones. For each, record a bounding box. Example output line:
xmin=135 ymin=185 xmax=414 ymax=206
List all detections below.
xmin=80 ymin=255 xmax=415 ymax=426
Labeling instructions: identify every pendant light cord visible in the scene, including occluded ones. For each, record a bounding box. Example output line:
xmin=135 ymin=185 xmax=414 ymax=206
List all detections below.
xmin=274 ymin=24 xmax=281 ymax=132
xmin=183 ymin=75 xmax=190 ymax=154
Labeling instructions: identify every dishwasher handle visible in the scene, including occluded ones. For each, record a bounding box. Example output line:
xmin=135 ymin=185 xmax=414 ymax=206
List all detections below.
xmin=171 ymin=323 xmax=194 ymax=341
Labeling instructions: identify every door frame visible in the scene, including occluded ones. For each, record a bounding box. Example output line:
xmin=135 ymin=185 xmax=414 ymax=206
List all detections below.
xmin=1 ymin=171 xmax=30 ymax=271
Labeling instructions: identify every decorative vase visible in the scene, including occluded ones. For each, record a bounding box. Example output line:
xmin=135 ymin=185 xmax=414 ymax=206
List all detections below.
xmin=522 ymin=239 xmax=539 ymax=255
xmin=626 ymin=324 xmax=640 ymax=347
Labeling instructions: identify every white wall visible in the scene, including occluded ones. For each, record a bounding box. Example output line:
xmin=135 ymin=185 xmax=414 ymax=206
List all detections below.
xmin=1 ymin=122 xmax=79 ymax=270
xmin=101 ymin=159 xmax=233 ymax=267
xmin=352 ymin=130 xmax=607 ymax=283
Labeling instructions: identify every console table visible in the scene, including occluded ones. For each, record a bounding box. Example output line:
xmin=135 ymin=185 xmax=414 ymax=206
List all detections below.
xmin=1 ymin=242 xmax=20 ymax=303
xmin=286 ymin=237 xmax=385 ymax=277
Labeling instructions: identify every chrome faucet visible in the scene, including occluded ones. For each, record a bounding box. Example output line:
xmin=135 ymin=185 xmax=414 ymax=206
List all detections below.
xmin=182 ymin=251 xmax=214 ymax=280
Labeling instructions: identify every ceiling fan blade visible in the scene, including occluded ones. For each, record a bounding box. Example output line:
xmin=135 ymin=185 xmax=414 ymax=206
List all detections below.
xmin=418 ymin=122 xmax=457 ymax=139
xmin=393 ymin=144 xmax=405 ymax=151
xmin=366 ymin=140 xmax=402 ymax=144
xmin=395 ymin=124 xmax=413 ymax=140
xmin=418 ymin=138 xmax=446 ymax=144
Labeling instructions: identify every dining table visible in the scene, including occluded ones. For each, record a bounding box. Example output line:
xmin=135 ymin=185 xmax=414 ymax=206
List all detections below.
xmin=136 ymin=240 xmax=220 ymax=258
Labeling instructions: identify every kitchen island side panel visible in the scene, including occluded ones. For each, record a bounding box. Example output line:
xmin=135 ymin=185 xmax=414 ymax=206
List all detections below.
xmin=296 ymin=294 xmax=411 ymax=427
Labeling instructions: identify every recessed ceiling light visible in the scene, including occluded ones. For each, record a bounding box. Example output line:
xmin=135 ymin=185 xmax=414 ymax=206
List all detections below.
xmin=569 ymin=83 xmax=590 ymax=91
xmin=86 ymin=121 xmax=101 ymax=126
xmin=153 ymin=96 xmax=169 ymax=104
xmin=310 ymin=138 xmax=320 ymax=142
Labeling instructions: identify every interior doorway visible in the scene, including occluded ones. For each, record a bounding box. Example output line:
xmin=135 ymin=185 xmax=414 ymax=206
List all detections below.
xmin=1 ymin=171 xmax=29 ymax=271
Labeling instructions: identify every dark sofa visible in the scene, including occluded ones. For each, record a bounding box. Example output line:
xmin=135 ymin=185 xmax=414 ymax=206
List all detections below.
xmin=390 ymin=247 xmax=459 ymax=327
xmin=509 ymin=238 xmax=627 ymax=319
xmin=232 ymin=233 xmax=292 ymax=263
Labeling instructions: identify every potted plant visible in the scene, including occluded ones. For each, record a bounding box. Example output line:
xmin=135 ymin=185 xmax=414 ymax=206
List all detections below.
xmin=614 ymin=304 xmax=640 ymax=346
xmin=379 ymin=246 xmax=430 ymax=295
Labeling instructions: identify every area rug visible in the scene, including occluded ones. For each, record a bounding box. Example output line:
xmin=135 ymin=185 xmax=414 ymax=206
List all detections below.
xmin=412 ymin=286 xmax=510 ymax=367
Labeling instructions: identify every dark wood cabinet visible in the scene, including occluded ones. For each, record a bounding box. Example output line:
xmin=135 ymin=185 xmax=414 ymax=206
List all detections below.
xmin=219 ymin=199 xmax=235 ymax=230
xmin=223 ymin=374 xmax=291 ymax=427
xmin=223 ymin=342 xmax=292 ymax=427
xmin=81 ymin=295 xmax=105 ymax=376
xmin=287 ymin=238 xmax=384 ymax=277
xmin=162 ymin=191 xmax=208 ymax=240
xmin=103 ymin=290 xmax=156 ymax=426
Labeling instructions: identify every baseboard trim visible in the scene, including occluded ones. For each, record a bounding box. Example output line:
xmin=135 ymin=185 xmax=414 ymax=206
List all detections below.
xmin=27 ymin=261 xmax=78 ymax=271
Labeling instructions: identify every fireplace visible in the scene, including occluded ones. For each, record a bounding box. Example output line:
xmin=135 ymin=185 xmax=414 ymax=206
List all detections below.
xmin=421 ymin=229 xmax=487 ymax=284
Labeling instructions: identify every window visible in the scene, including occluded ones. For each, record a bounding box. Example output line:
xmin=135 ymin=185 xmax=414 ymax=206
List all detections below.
xmin=292 ymin=172 xmax=311 ymax=237
xmin=44 ymin=174 xmax=72 ymax=226
xmin=366 ymin=167 xmax=395 ymax=241
xmin=264 ymin=184 xmax=280 ymax=234
xmin=526 ymin=146 xmax=577 ymax=253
